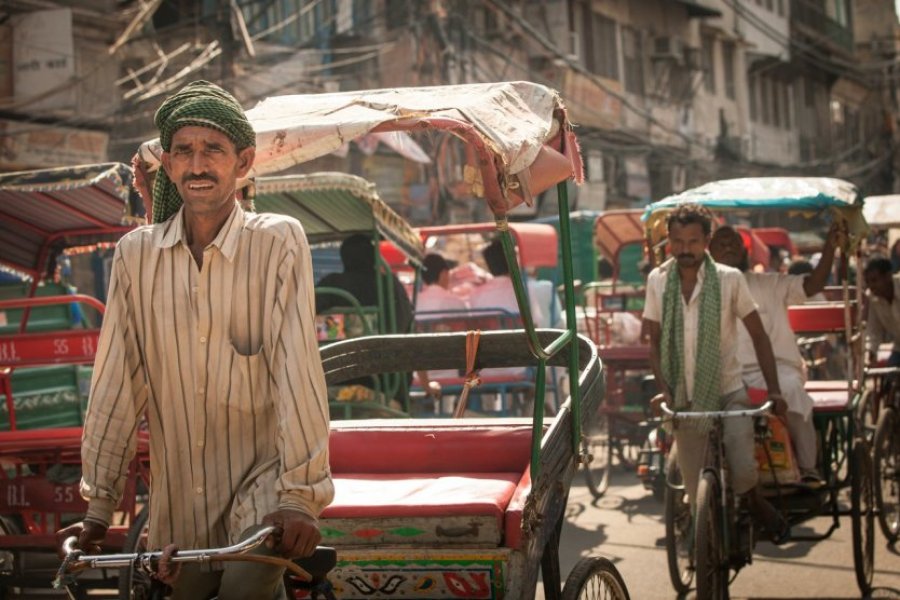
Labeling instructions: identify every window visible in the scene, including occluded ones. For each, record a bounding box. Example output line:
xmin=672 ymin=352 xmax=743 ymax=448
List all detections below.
xmin=581 ymin=5 xmax=619 ymax=80
xmin=772 ymin=81 xmax=782 ymax=127
xmin=701 ymin=34 xmax=715 ymax=94
xmin=782 ymin=83 xmax=792 ymax=129
xmin=777 ymin=0 xmax=785 ymax=15
xmin=622 ymin=27 xmax=644 ymax=94
xmin=761 ymin=77 xmax=771 ymax=124
xmin=749 ymin=74 xmax=758 ymax=122
xmin=722 ymin=41 xmax=735 ymax=100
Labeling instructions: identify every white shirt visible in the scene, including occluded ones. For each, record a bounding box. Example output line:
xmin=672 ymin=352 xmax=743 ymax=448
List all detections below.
xmin=643 ymin=257 xmax=758 ymax=400
xmin=736 ymin=272 xmax=808 ymax=372
xmin=867 ymin=274 xmax=900 ymax=354
xmin=415 ymin=284 xmax=467 ymax=318
xmin=81 ymin=204 xmax=333 ymax=549
xmin=528 ymin=279 xmax=565 ymax=328
xmin=468 ymin=276 xmax=546 ymax=327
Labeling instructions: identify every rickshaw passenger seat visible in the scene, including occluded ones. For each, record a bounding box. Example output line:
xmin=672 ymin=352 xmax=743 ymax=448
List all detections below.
xmin=323 ymin=420 xmax=538 ymax=549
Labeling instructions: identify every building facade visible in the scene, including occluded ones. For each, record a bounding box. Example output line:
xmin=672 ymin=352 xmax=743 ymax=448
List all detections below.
xmin=3 ymin=0 xmax=899 ymax=222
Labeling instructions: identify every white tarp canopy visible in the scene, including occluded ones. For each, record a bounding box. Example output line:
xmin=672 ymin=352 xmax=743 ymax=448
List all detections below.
xmin=138 ymin=81 xmax=580 ymax=216
xmin=863 ymin=194 xmax=900 ymax=228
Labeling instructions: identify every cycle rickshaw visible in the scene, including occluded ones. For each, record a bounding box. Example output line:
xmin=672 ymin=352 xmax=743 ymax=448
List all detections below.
xmin=0 ymin=163 xmax=146 ymax=596
xmin=644 ymin=177 xmax=875 ymax=598
xmin=861 ymin=193 xmax=900 ymax=544
xmin=60 ymin=81 xmax=631 ymax=599
xmin=251 ymin=171 xmax=425 ymax=418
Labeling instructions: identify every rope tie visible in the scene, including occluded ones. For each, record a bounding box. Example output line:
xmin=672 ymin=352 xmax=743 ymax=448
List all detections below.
xmin=453 ymin=330 xmax=483 ymax=418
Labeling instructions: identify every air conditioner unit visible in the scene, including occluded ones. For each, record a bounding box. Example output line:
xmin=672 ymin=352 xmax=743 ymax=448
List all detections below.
xmin=651 ymin=36 xmax=684 ymax=62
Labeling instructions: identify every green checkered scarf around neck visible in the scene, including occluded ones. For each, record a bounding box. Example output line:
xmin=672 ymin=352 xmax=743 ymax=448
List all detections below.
xmin=660 ymin=253 xmax=721 ymax=430
xmin=152 ymin=80 xmax=256 ymax=223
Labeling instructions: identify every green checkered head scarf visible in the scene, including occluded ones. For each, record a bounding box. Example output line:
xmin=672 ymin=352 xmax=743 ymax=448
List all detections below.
xmin=660 ymin=253 xmax=721 ymax=431
xmin=152 ymin=80 xmax=256 ymax=223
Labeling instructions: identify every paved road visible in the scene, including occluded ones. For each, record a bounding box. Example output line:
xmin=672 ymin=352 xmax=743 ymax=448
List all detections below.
xmin=538 ymin=465 xmax=900 ymax=599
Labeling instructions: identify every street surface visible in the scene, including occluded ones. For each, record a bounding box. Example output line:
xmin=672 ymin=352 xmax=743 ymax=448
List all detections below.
xmin=538 ymin=465 xmax=900 ymax=599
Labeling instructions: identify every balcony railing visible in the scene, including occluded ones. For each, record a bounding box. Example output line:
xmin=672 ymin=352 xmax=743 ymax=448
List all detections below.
xmin=791 ymin=0 xmax=853 ymax=53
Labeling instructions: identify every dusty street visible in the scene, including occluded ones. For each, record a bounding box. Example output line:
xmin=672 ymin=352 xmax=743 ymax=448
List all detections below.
xmin=538 ymin=465 xmax=900 ymax=599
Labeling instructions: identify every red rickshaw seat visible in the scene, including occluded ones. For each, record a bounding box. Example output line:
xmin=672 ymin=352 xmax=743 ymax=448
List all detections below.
xmin=809 ymin=390 xmax=850 ymax=413
xmin=325 ymin=420 xmax=534 ymax=548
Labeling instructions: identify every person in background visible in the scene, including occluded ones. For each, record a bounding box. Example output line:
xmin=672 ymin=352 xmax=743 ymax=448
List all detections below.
xmin=316 ymin=233 xmax=412 ymax=335
xmin=64 ymin=81 xmax=333 ymax=599
xmin=890 ymin=239 xmax=900 ymax=274
xmin=416 ymin=253 xmax=467 ymax=316
xmin=413 ymin=252 xmax=466 ymax=404
xmin=710 ymin=223 xmax=842 ymax=485
xmin=643 ymin=203 xmax=788 ymax=542
xmin=864 ymin=256 xmax=900 ymax=367
xmin=469 ymin=238 xmax=547 ymax=327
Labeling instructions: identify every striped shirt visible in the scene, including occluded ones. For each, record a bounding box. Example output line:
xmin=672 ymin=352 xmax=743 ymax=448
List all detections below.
xmin=80 ymin=202 xmax=334 ymax=549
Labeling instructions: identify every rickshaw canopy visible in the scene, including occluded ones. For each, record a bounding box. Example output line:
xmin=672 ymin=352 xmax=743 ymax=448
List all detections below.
xmin=417 ymin=222 xmax=558 ymax=269
xmin=862 ymin=194 xmax=900 ymax=228
xmin=594 ymin=209 xmax=644 ymax=263
xmin=251 ymin=172 xmax=424 ymax=264
xmin=0 ymin=162 xmax=142 ymax=279
xmin=138 ymin=81 xmax=582 ymax=218
xmin=643 ymin=177 xmax=868 ymax=249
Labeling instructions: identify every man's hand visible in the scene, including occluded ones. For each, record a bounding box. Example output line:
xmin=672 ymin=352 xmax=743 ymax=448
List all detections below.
xmin=262 ymin=509 xmax=321 ymax=558
xmin=130 ymin=153 xmax=153 ymax=218
xmin=649 ymin=392 xmax=670 ymax=417
xmin=425 ymin=380 xmax=442 ymax=400
xmin=154 ymin=543 xmax=181 ymax=585
xmin=824 ymin=221 xmax=845 ymax=252
xmin=57 ymin=520 xmax=108 ymax=556
xmin=768 ymin=393 xmax=788 ymax=417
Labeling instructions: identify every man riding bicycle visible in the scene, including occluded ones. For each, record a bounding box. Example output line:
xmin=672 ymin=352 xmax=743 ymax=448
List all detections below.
xmin=643 ymin=203 xmax=788 ymax=543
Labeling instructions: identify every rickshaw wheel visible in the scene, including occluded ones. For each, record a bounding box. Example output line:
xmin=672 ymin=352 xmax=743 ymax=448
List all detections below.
xmin=873 ymin=407 xmax=900 ymax=543
xmin=664 ymin=446 xmax=694 ymax=595
xmin=561 ymin=556 xmax=630 ymax=600
xmin=583 ymin=407 xmax=611 ymax=499
xmin=118 ymin=505 xmax=152 ymax=600
xmin=694 ymin=472 xmax=729 ymax=600
xmin=850 ymin=439 xmax=875 ymax=596
xmin=856 ymin=389 xmax=877 ymax=445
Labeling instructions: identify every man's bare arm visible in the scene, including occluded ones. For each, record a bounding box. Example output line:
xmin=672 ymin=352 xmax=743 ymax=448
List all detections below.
xmin=644 ymin=319 xmax=671 ymax=412
xmin=804 ymin=222 xmax=842 ymax=297
xmin=742 ymin=310 xmax=786 ymax=415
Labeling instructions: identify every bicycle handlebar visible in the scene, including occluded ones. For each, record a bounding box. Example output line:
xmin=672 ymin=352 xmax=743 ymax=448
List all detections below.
xmin=659 ymin=400 xmax=772 ymax=421
xmin=61 ymin=526 xmax=276 ymax=571
xmin=55 ymin=525 xmax=323 ymax=591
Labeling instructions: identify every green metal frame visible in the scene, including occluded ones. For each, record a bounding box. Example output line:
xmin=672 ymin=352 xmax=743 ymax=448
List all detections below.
xmin=315 ymin=227 xmax=415 ymax=413
xmin=496 ymin=182 xmax=581 ymax=478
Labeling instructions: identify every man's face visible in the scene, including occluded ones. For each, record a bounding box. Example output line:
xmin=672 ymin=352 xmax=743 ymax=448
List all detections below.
xmin=668 ymin=221 xmax=709 ymax=269
xmin=161 ymin=125 xmax=255 ymax=216
xmin=709 ymin=228 xmax=748 ymax=271
xmin=865 ymin=270 xmax=893 ymax=300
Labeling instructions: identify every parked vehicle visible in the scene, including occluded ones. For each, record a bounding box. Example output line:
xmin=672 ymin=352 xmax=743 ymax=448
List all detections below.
xmin=0 ymin=162 xmax=146 ymax=595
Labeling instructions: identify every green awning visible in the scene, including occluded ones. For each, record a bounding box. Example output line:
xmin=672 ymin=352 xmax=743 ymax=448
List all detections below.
xmin=252 ymin=172 xmax=424 ymax=263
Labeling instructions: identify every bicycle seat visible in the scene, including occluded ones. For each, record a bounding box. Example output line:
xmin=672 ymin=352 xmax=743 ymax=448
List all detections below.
xmin=291 ymin=546 xmax=337 ymax=580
